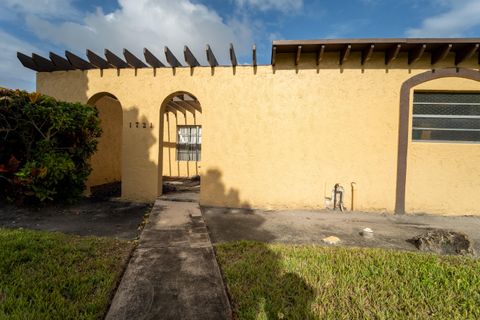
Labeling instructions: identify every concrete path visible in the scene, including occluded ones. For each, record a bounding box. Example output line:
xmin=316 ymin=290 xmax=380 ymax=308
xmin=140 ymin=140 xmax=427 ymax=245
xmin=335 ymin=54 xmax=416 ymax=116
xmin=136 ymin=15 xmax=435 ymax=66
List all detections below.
xmin=106 ymin=200 xmax=232 ymax=320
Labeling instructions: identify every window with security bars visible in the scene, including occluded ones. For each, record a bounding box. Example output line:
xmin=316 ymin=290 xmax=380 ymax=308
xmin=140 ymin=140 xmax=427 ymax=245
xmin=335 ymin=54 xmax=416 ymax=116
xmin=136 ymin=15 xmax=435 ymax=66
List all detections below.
xmin=412 ymin=92 xmax=480 ymax=142
xmin=177 ymin=126 xmax=201 ymax=161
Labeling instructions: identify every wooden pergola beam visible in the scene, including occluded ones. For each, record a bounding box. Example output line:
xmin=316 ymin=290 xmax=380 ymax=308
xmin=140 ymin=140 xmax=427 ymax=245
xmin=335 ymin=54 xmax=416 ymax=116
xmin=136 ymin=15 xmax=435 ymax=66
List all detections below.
xmin=206 ymin=45 xmax=219 ymax=67
xmin=144 ymin=48 xmax=165 ymax=68
xmin=184 ymin=46 xmax=200 ymax=67
xmin=179 ymin=94 xmax=199 ymax=103
xmin=230 ymin=43 xmax=238 ymax=67
xmin=253 ymin=44 xmax=257 ymax=66
xmin=49 ymin=52 xmax=74 ymax=70
xmin=180 ymin=101 xmax=197 ymax=115
xmin=17 ymin=52 xmax=39 ymax=71
xmin=183 ymin=100 xmax=202 ymax=112
xmin=32 ymin=53 xmax=58 ymax=72
xmin=361 ymin=44 xmax=374 ymax=65
xmin=175 ymin=94 xmax=202 ymax=113
xmin=105 ymin=49 xmax=128 ymax=68
xmin=455 ymin=43 xmax=479 ymax=65
xmin=339 ymin=44 xmax=351 ymax=65
xmin=271 ymin=46 xmax=277 ymax=66
xmin=295 ymin=45 xmax=302 ymax=66
xmin=167 ymin=102 xmax=187 ymax=115
xmin=408 ymin=44 xmax=426 ymax=65
xmin=431 ymin=44 xmax=452 ymax=65
xmin=164 ymin=46 xmax=182 ymax=68
xmin=123 ymin=49 xmax=147 ymax=68
xmin=166 ymin=105 xmax=178 ymax=116
xmin=385 ymin=44 xmax=401 ymax=65
xmin=86 ymin=49 xmax=111 ymax=69
xmin=171 ymin=101 xmax=197 ymax=115
xmin=65 ymin=51 xmax=94 ymax=70
xmin=316 ymin=45 xmax=325 ymax=65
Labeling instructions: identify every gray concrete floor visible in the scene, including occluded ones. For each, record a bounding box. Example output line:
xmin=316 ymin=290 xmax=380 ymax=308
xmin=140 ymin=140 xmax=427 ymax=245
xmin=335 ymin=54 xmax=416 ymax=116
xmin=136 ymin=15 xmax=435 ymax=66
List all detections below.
xmin=202 ymin=207 xmax=480 ymax=253
xmin=106 ymin=200 xmax=232 ymax=320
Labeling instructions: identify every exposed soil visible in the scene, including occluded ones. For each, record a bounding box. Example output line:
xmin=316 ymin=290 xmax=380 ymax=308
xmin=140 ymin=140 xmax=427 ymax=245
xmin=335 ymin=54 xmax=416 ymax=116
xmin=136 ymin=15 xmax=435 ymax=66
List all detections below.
xmin=408 ymin=230 xmax=475 ymax=255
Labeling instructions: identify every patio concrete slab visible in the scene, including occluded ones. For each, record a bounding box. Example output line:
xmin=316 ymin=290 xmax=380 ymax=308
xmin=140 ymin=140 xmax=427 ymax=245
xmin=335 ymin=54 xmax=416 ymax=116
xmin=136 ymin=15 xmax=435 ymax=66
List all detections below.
xmin=202 ymin=207 xmax=480 ymax=254
xmin=106 ymin=200 xmax=232 ymax=320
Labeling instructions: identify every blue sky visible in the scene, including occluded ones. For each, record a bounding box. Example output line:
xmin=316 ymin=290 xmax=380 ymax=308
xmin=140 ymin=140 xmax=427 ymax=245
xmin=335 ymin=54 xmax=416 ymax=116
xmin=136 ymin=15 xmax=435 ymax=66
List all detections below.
xmin=1 ymin=0 xmax=480 ymax=91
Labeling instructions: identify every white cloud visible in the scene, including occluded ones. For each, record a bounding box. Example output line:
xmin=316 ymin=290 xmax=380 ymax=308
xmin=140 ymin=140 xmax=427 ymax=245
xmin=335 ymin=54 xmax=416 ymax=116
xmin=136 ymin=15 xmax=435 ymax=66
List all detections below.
xmin=0 ymin=30 xmax=39 ymax=91
xmin=406 ymin=0 xmax=480 ymax=37
xmin=234 ymin=0 xmax=303 ymax=13
xmin=23 ymin=0 xmax=254 ymax=65
xmin=1 ymin=0 xmax=80 ymax=19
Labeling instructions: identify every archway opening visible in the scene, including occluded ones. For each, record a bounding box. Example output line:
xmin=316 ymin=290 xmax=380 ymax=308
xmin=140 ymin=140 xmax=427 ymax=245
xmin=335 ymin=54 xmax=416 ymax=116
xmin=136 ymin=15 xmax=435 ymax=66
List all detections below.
xmin=396 ymin=68 xmax=480 ymax=214
xmin=87 ymin=92 xmax=123 ymax=199
xmin=158 ymin=92 xmax=202 ymax=200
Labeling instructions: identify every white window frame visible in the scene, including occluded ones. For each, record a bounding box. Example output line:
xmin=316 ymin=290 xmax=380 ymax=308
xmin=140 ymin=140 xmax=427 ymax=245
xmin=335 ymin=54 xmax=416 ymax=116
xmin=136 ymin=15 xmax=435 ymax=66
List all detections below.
xmin=176 ymin=125 xmax=201 ymax=161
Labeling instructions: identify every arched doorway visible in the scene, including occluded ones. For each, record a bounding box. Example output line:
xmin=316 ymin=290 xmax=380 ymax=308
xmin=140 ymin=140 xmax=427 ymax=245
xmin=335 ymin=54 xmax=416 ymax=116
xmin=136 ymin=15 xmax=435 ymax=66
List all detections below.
xmin=87 ymin=92 xmax=123 ymax=198
xmin=395 ymin=68 xmax=480 ymax=214
xmin=158 ymin=92 xmax=202 ymax=199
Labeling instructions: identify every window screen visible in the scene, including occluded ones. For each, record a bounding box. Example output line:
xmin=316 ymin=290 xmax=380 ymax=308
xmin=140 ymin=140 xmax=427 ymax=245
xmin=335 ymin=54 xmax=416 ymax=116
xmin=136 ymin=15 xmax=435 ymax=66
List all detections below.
xmin=177 ymin=126 xmax=201 ymax=161
xmin=412 ymin=92 xmax=480 ymax=142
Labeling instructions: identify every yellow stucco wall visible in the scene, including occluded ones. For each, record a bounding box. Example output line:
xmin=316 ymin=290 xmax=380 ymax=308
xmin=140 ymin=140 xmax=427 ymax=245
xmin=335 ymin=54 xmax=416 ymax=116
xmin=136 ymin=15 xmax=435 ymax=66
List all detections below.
xmin=36 ymin=51 xmax=480 ymax=215
xmin=162 ymin=110 xmax=202 ymax=177
xmin=87 ymin=95 xmax=122 ymax=186
xmin=405 ymin=78 xmax=480 ymax=215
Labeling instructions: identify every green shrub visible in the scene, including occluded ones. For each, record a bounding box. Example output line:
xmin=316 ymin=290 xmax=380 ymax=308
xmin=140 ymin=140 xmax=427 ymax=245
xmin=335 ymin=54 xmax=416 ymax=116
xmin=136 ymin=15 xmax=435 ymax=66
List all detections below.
xmin=0 ymin=88 xmax=101 ymax=203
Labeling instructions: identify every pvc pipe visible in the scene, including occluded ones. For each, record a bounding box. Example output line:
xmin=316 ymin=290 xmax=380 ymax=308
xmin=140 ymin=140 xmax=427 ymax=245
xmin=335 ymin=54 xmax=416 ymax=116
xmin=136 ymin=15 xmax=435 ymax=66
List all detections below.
xmin=351 ymin=182 xmax=357 ymax=211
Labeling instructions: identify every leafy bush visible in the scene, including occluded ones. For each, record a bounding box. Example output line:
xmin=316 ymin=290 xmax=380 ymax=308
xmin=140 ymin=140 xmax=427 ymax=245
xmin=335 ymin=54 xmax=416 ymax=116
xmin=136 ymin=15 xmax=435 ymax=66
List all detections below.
xmin=0 ymin=88 xmax=101 ymax=204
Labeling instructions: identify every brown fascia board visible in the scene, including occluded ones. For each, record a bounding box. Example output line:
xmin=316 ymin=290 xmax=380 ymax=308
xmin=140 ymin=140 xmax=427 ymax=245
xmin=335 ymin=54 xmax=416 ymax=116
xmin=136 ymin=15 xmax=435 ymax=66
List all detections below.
xmin=272 ymin=38 xmax=480 ymax=46
xmin=271 ymin=38 xmax=480 ymax=65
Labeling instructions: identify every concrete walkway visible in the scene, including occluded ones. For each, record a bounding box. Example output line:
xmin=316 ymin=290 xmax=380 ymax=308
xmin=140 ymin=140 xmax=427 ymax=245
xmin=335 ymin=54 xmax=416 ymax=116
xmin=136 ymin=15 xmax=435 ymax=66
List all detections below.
xmin=106 ymin=200 xmax=232 ymax=320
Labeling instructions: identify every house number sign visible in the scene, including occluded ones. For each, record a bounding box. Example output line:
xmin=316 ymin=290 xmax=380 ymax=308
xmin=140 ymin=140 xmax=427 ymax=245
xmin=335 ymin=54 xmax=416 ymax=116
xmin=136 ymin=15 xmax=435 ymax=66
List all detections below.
xmin=129 ymin=122 xmax=153 ymax=129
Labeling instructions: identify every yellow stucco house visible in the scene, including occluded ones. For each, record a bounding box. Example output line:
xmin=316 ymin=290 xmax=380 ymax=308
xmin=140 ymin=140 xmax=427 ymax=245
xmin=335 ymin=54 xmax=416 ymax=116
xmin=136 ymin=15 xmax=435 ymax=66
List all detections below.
xmin=18 ymin=38 xmax=480 ymax=215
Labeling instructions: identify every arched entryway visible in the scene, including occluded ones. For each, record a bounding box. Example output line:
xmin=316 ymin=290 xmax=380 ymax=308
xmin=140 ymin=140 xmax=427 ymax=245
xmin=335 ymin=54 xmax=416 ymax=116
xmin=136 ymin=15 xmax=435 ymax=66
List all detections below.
xmin=395 ymin=68 xmax=480 ymax=214
xmin=87 ymin=92 xmax=123 ymax=198
xmin=158 ymin=92 xmax=202 ymax=198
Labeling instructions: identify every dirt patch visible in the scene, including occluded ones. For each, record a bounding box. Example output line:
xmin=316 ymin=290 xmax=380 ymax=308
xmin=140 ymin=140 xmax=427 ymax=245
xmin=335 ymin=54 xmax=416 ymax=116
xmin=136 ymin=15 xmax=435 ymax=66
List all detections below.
xmin=0 ymin=198 xmax=151 ymax=239
xmin=408 ymin=230 xmax=475 ymax=256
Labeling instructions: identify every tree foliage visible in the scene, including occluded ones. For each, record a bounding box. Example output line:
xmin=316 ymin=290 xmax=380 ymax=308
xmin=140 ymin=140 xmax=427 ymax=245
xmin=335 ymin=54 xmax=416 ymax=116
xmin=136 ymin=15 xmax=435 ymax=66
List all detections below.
xmin=0 ymin=88 xmax=101 ymax=204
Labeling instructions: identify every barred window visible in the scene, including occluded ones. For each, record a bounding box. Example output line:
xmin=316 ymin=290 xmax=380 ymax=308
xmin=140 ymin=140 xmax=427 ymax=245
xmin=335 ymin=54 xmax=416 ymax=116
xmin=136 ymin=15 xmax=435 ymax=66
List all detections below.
xmin=413 ymin=92 xmax=480 ymax=142
xmin=177 ymin=126 xmax=201 ymax=161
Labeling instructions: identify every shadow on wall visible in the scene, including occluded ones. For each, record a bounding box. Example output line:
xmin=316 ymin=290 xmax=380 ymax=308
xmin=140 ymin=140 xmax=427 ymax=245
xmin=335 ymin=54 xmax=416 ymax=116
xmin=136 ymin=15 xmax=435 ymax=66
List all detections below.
xmin=120 ymin=107 xmax=158 ymax=200
xmin=87 ymin=94 xmax=123 ymax=195
xmin=200 ymin=168 xmax=251 ymax=209
xmin=200 ymin=171 xmax=316 ymax=318
xmin=85 ymin=101 xmax=158 ymax=200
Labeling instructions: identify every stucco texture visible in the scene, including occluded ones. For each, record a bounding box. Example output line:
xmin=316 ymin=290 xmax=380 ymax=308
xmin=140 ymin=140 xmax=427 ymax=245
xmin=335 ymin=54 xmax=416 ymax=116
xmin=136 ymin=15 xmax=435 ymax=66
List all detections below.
xmin=87 ymin=95 xmax=122 ymax=187
xmin=36 ymin=51 xmax=480 ymax=215
xmin=406 ymin=78 xmax=480 ymax=215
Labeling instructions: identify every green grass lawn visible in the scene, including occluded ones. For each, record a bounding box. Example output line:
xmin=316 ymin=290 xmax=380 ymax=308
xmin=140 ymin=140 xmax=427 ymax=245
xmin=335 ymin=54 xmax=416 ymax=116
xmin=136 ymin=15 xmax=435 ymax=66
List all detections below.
xmin=0 ymin=228 xmax=133 ymax=320
xmin=216 ymin=241 xmax=480 ymax=320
